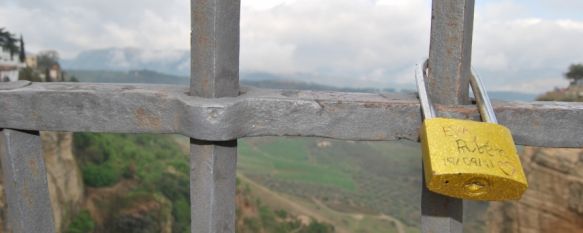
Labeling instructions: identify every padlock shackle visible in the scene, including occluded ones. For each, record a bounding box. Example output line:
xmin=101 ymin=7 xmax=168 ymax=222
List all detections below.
xmin=416 ymin=59 xmax=436 ymax=119
xmin=416 ymin=59 xmax=498 ymax=123
xmin=470 ymin=70 xmax=498 ymax=123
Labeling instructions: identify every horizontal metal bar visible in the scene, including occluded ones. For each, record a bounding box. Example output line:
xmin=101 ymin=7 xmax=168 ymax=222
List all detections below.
xmin=0 ymin=83 xmax=581 ymax=147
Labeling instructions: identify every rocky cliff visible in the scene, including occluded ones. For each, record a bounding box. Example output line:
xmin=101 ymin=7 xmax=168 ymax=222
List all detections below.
xmin=41 ymin=132 xmax=85 ymax=233
xmin=1 ymin=132 xmax=175 ymax=233
xmin=487 ymin=147 xmax=583 ymax=232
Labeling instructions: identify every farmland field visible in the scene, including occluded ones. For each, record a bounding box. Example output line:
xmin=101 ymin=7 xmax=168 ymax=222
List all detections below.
xmin=237 ymin=137 xmax=488 ymax=233
xmin=168 ymin=136 xmax=489 ymax=232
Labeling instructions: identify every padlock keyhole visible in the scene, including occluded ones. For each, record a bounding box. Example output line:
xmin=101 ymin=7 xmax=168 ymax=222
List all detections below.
xmin=463 ymin=178 xmax=489 ymax=197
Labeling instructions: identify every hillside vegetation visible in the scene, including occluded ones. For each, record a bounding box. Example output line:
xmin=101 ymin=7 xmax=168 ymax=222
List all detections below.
xmin=236 ymin=137 xmax=488 ymax=233
xmin=71 ymin=133 xmax=337 ymax=233
xmin=73 ymin=133 xmax=190 ymax=233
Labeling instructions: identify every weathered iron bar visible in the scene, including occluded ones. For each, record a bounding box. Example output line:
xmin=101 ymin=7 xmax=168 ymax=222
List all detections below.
xmin=0 ymin=129 xmax=56 ymax=233
xmin=0 ymin=83 xmax=581 ymax=148
xmin=190 ymin=0 xmax=240 ymax=232
xmin=428 ymin=0 xmax=475 ymax=106
xmin=424 ymin=0 xmax=476 ymax=231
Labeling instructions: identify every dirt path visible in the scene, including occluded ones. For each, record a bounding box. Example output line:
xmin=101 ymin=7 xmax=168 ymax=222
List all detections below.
xmin=239 ymin=174 xmax=409 ymax=233
xmin=238 ymin=174 xmax=351 ymax=233
xmin=311 ymin=198 xmax=407 ymax=233
xmin=377 ymin=214 xmax=407 ymax=233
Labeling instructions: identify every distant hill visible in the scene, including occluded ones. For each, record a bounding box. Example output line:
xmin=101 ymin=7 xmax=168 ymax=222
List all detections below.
xmin=488 ymin=91 xmax=536 ymax=102
xmin=66 ymin=69 xmax=397 ymax=93
xmin=62 ymin=48 xmax=190 ymax=76
xmin=536 ymin=85 xmax=583 ymax=102
xmin=66 ymin=69 xmax=190 ymax=85
xmin=242 ymin=79 xmax=396 ymax=93
xmin=62 ymin=48 xmax=544 ymax=99
xmin=66 ymin=68 xmax=537 ymax=101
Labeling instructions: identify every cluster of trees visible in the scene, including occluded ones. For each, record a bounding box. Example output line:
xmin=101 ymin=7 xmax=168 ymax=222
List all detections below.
xmin=2 ymin=28 xmax=74 ymax=82
xmin=19 ymin=50 xmax=77 ymax=82
xmin=0 ymin=28 xmax=24 ymax=61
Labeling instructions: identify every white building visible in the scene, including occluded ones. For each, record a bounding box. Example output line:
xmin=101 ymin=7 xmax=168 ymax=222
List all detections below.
xmin=0 ymin=47 xmax=25 ymax=82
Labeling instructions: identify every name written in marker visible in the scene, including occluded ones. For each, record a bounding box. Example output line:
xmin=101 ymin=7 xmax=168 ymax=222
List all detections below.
xmin=441 ymin=125 xmax=505 ymax=157
xmin=456 ymin=137 xmax=505 ymax=157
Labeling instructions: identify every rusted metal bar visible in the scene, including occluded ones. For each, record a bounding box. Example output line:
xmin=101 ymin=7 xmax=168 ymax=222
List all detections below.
xmin=423 ymin=0 xmax=476 ymax=232
xmin=190 ymin=0 xmax=240 ymax=232
xmin=0 ymin=83 xmax=581 ymax=148
xmin=421 ymin=176 xmax=463 ymax=233
xmin=428 ymin=0 xmax=475 ymax=105
xmin=191 ymin=0 xmax=240 ymax=98
xmin=0 ymin=129 xmax=56 ymax=233
xmin=190 ymin=140 xmax=237 ymax=233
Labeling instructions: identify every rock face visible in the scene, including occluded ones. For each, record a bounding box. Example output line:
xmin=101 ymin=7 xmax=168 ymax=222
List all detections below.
xmin=488 ymin=147 xmax=583 ymax=233
xmin=108 ymin=194 xmax=172 ymax=233
xmin=82 ymin=180 xmax=172 ymax=233
xmin=0 ymin=132 xmax=84 ymax=233
xmin=41 ymin=132 xmax=85 ymax=233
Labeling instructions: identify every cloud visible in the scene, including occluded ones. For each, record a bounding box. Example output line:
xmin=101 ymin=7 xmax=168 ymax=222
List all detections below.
xmin=473 ymin=1 xmax=583 ymax=93
xmin=1 ymin=0 xmax=582 ymax=94
xmin=240 ymin=0 xmax=431 ymax=88
xmin=0 ymin=0 xmax=190 ymax=57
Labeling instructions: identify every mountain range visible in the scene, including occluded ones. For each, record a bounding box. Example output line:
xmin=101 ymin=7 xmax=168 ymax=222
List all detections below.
xmin=62 ymin=48 xmax=537 ymax=101
xmin=62 ymin=48 xmax=191 ymax=76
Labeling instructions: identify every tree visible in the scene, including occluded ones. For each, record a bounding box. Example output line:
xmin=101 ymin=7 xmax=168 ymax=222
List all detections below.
xmin=0 ymin=28 xmax=19 ymax=60
xmin=565 ymin=63 xmax=583 ymax=86
xmin=37 ymin=50 xmax=60 ymax=70
xmin=0 ymin=28 xmax=8 ymax=47
xmin=69 ymin=75 xmax=80 ymax=82
xmin=19 ymin=67 xmax=42 ymax=82
xmin=19 ymin=35 xmax=26 ymax=62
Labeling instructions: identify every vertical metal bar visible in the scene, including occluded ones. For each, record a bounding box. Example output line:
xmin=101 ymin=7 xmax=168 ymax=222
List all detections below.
xmin=427 ymin=0 xmax=475 ymax=105
xmin=422 ymin=0 xmax=475 ymax=232
xmin=190 ymin=0 xmax=240 ymax=233
xmin=421 ymin=177 xmax=463 ymax=233
xmin=191 ymin=0 xmax=240 ymax=98
xmin=190 ymin=140 xmax=237 ymax=233
xmin=0 ymin=129 xmax=56 ymax=233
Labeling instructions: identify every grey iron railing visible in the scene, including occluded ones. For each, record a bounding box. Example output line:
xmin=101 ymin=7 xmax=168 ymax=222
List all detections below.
xmin=0 ymin=0 xmax=582 ymax=233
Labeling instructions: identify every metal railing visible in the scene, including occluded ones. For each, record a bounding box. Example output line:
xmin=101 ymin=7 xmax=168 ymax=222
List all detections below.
xmin=0 ymin=0 xmax=582 ymax=232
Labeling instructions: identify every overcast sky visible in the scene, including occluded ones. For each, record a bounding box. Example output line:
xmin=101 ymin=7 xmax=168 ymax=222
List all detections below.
xmin=1 ymin=0 xmax=583 ymax=93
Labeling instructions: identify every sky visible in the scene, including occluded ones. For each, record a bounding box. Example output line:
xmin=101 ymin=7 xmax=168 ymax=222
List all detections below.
xmin=1 ymin=0 xmax=583 ymax=93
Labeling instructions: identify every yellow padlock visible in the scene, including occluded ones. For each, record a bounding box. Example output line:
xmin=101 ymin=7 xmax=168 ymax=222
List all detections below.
xmin=416 ymin=61 xmax=527 ymax=201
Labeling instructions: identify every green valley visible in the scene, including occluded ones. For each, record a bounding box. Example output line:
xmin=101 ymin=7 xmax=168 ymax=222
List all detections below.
xmin=61 ymin=69 xmax=489 ymax=233
xmin=70 ymin=133 xmax=488 ymax=233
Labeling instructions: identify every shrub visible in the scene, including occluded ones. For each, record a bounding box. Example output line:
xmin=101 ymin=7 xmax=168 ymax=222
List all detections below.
xmin=172 ymin=197 xmax=191 ymax=233
xmin=66 ymin=210 xmax=95 ymax=233
xmin=82 ymin=164 xmax=120 ymax=187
